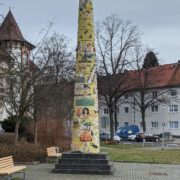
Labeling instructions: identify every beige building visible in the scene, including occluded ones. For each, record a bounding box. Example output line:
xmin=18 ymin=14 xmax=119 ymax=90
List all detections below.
xmin=99 ymin=63 xmax=180 ymax=136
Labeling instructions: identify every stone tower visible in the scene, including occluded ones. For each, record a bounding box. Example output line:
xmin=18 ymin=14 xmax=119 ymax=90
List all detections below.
xmin=0 ymin=10 xmax=35 ymax=121
xmin=0 ymin=10 xmax=35 ymax=62
xmin=71 ymin=0 xmax=100 ymax=153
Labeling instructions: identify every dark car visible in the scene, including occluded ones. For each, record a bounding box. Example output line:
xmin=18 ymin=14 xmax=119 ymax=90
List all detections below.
xmin=100 ymin=132 xmax=110 ymax=141
xmin=136 ymin=132 xmax=159 ymax=142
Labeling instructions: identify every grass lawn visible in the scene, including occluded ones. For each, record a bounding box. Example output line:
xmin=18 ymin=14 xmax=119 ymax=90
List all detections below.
xmin=101 ymin=144 xmax=180 ymax=164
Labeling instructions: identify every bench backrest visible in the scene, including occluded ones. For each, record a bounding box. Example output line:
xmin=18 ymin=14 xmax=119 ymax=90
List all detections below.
xmin=47 ymin=147 xmax=59 ymax=156
xmin=0 ymin=156 xmax=14 ymax=170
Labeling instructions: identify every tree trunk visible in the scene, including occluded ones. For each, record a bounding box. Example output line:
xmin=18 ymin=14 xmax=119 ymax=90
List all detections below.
xmin=141 ymin=110 xmax=146 ymax=132
xmin=34 ymin=120 xmax=38 ymax=146
xmin=109 ymin=107 xmax=114 ymax=140
xmin=14 ymin=121 xmax=20 ymax=145
xmin=114 ymin=102 xmax=118 ymax=132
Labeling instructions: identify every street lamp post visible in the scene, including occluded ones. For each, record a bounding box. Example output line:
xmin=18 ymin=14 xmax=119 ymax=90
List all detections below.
xmin=162 ymin=105 xmax=166 ymax=150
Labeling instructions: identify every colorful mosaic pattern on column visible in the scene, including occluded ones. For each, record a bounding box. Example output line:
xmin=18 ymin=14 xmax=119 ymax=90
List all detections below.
xmin=71 ymin=0 xmax=100 ymax=153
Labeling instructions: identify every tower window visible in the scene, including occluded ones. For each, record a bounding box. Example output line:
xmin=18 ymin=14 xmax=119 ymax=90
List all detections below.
xmin=124 ymin=107 xmax=129 ymax=114
xmin=103 ymin=108 xmax=109 ymax=115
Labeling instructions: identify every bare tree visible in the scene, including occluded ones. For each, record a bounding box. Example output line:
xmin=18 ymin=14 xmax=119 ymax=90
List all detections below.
xmin=0 ymin=28 xmax=74 ymax=145
xmin=96 ymin=14 xmax=141 ymax=139
xmin=32 ymin=33 xmax=74 ymax=146
xmin=40 ymin=32 xmax=74 ymax=84
xmin=34 ymin=82 xmax=74 ymax=146
xmin=127 ymin=44 xmax=168 ymax=132
xmin=0 ymin=48 xmax=40 ymax=145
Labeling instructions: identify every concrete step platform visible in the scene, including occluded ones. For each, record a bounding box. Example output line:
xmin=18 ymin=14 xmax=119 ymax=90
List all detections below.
xmin=61 ymin=152 xmax=107 ymax=159
xmin=53 ymin=152 xmax=113 ymax=175
xmin=53 ymin=168 xmax=113 ymax=175
xmin=55 ymin=164 xmax=111 ymax=170
xmin=58 ymin=158 xmax=109 ymax=165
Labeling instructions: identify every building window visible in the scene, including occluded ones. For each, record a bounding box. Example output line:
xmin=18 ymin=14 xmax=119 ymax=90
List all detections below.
xmin=0 ymin=88 xmax=4 ymax=93
xmin=101 ymin=117 xmax=110 ymax=128
xmin=124 ymin=107 xmax=129 ymax=114
xmin=0 ymin=79 xmax=3 ymax=86
xmin=124 ymin=122 xmax=129 ymax=126
xmin=140 ymin=122 xmax=143 ymax=128
xmin=169 ymin=105 xmax=178 ymax=112
xmin=170 ymin=89 xmax=177 ymax=96
xmin=0 ymin=108 xmax=3 ymax=114
xmin=22 ymin=52 xmax=29 ymax=65
xmin=124 ymin=94 xmax=129 ymax=99
xmin=151 ymin=105 xmax=158 ymax=113
xmin=151 ymin=122 xmax=158 ymax=128
xmin=152 ymin=91 xmax=158 ymax=98
xmin=117 ymin=107 xmax=120 ymax=114
xmin=103 ymin=108 xmax=109 ymax=115
xmin=117 ymin=122 xmax=120 ymax=127
xmin=169 ymin=121 xmax=179 ymax=129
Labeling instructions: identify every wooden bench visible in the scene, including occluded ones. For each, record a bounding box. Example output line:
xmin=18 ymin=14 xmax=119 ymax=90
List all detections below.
xmin=47 ymin=147 xmax=62 ymax=163
xmin=0 ymin=156 xmax=26 ymax=180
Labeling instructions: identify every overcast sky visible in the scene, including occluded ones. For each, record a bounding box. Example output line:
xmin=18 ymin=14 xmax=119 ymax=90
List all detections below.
xmin=1 ymin=0 xmax=180 ymax=64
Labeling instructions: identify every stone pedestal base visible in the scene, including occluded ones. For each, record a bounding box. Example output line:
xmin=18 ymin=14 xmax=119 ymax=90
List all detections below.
xmin=53 ymin=152 xmax=114 ymax=175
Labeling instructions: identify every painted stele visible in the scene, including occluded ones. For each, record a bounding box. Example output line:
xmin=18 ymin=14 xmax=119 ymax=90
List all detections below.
xmin=71 ymin=0 xmax=100 ymax=153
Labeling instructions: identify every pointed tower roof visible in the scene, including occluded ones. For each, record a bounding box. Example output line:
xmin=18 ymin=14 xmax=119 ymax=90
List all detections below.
xmin=0 ymin=10 xmax=35 ymax=49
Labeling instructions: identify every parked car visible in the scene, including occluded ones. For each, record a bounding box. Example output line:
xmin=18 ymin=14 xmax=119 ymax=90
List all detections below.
xmin=113 ymin=135 xmax=121 ymax=143
xmin=128 ymin=134 xmax=137 ymax=141
xmin=100 ymin=132 xmax=121 ymax=142
xmin=100 ymin=132 xmax=110 ymax=141
xmin=115 ymin=125 xmax=139 ymax=140
xmin=159 ymin=132 xmax=174 ymax=141
xmin=136 ymin=132 xmax=159 ymax=142
xmin=0 ymin=126 xmax=4 ymax=133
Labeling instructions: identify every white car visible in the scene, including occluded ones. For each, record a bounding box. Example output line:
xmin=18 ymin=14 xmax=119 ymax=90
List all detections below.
xmin=128 ymin=134 xmax=137 ymax=141
xmin=0 ymin=126 xmax=4 ymax=133
xmin=114 ymin=135 xmax=121 ymax=143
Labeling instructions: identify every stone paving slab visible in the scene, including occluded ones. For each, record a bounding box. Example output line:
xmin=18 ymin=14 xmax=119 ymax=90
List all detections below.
xmin=20 ymin=163 xmax=180 ymax=180
xmin=1 ymin=163 xmax=179 ymax=180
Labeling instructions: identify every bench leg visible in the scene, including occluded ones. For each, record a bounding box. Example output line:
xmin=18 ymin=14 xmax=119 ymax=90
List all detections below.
xmin=23 ymin=169 xmax=26 ymax=180
xmin=8 ymin=174 xmax=11 ymax=180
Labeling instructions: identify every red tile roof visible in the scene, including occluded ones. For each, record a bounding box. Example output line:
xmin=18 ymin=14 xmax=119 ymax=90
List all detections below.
xmin=125 ymin=63 xmax=180 ymax=91
xmin=0 ymin=10 xmax=35 ymax=49
xmin=98 ymin=63 xmax=180 ymax=95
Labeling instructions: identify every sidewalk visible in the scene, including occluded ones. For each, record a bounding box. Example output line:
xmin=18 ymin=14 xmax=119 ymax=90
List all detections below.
xmin=20 ymin=162 xmax=180 ymax=180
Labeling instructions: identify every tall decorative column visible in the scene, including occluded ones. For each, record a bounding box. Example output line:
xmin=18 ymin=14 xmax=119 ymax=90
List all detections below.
xmin=54 ymin=1 xmax=112 ymax=175
xmin=71 ymin=0 xmax=100 ymax=154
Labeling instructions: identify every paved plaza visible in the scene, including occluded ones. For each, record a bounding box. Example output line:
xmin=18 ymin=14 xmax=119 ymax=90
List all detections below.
xmin=15 ymin=162 xmax=180 ymax=180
